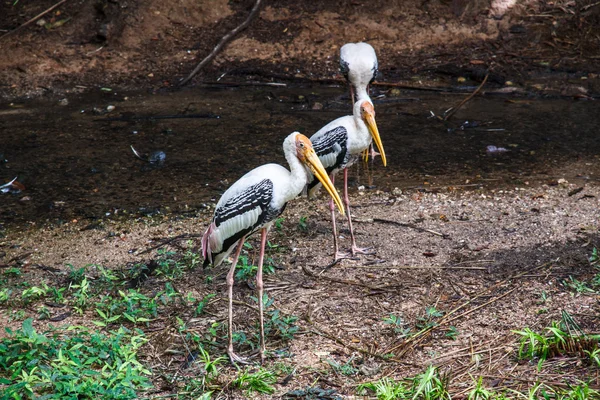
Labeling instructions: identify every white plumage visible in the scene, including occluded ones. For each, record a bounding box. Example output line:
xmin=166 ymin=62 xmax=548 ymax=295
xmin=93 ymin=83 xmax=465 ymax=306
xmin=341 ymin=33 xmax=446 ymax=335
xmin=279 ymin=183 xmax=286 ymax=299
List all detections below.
xmin=201 ymin=132 xmax=344 ymax=364
xmin=308 ymin=99 xmax=387 ymax=261
xmin=340 ymin=42 xmax=378 ymax=103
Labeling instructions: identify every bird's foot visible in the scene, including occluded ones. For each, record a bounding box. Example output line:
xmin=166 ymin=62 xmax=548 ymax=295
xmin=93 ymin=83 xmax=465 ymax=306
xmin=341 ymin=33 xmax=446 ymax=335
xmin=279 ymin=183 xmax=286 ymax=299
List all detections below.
xmin=351 ymin=245 xmax=375 ymax=256
xmin=362 ymin=146 xmax=381 ymax=163
xmin=228 ymin=350 xmax=249 ymax=366
xmin=370 ymin=149 xmax=381 ymax=159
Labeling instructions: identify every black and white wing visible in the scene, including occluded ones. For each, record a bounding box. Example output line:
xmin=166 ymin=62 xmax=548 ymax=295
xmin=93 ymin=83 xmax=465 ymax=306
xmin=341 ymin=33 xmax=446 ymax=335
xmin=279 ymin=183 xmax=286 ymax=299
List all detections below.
xmin=307 ymin=126 xmax=348 ymax=194
xmin=312 ymin=126 xmax=349 ymax=173
xmin=340 ymin=57 xmax=350 ymax=81
xmin=370 ymin=58 xmax=378 ymax=84
xmin=203 ymin=179 xmax=276 ymax=267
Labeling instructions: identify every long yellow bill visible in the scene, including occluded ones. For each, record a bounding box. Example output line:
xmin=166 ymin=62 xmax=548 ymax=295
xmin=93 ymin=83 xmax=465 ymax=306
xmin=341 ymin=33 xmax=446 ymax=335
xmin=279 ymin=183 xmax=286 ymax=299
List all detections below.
xmin=305 ymin=150 xmax=345 ymax=216
xmin=364 ymin=112 xmax=387 ymax=167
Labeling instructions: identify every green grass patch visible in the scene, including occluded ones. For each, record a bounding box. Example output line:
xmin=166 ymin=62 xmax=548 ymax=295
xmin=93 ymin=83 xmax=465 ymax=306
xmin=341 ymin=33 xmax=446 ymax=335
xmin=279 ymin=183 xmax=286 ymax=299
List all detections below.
xmin=0 ymin=318 xmax=152 ymax=399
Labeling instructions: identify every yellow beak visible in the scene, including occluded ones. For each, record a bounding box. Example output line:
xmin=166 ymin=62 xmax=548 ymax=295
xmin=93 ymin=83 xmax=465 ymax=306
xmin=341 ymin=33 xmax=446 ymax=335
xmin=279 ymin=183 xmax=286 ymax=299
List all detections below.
xmin=305 ymin=150 xmax=345 ymax=215
xmin=364 ymin=112 xmax=387 ymax=167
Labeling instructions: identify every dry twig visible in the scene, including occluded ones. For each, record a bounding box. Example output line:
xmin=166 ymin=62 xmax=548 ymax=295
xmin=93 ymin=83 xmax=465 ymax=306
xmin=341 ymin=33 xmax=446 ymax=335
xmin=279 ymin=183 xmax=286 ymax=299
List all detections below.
xmin=179 ymin=0 xmax=263 ymax=86
xmin=443 ymin=73 xmax=489 ymax=121
xmin=0 ymin=0 xmax=69 ymax=42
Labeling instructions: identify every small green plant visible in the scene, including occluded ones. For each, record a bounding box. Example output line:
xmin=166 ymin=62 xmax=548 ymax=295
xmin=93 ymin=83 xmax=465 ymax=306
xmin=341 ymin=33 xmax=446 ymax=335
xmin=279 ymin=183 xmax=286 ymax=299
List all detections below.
xmin=3 ymin=267 xmax=22 ymax=277
xmin=233 ymin=367 xmax=277 ymax=395
xmin=383 ymin=313 xmax=411 ymax=337
xmin=416 ymin=306 xmax=444 ymax=330
xmin=562 ymin=276 xmax=596 ymax=294
xmin=70 ymin=277 xmax=91 ymax=314
xmin=94 ymin=288 xmax=157 ymax=327
xmin=235 ymin=255 xmax=275 ymax=281
xmin=155 ymin=249 xmax=187 ymax=279
xmin=183 ymin=246 xmax=202 ymax=270
xmin=67 ymin=264 xmax=86 ymax=284
xmin=357 ymin=377 xmax=409 ymax=400
xmin=445 ymin=326 xmax=459 ymax=340
xmin=268 ymin=308 xmax=298 ymax=341
xmin=195 ymin=293 xmax=216 ymax=316
xmin=590 ymin=247 xmax=598 ymax=265
xmin=514 ymin=316 xmax=600 ymax=370
xmin=0 ymin=288 xmax=11 ymax=303
xmin=252 ymin=293 xmax=299 ymax=342
xmin=412 ymin=365 xmax=451 ymax=400
xmin=274 ymin=217 xmax=284 ymax=232
xmin=37 ymin=305 xmax=51 ymax=320
xmin=327 ymin=355 xmax=358 ymax=376
xmin=584 ymin=347 xmax=600 ymax=367
xmin=21 ymin=283 xmax=49 ymax=304
xmin=298 ymin=216 xmax=308 ymax=232
xmin=48 ymin=286 xmax=66 ymax=303
xmin=467 ymin=376 xmax=494 ymax=400
xmin=9 ymin=309 xmax=27 ymax=321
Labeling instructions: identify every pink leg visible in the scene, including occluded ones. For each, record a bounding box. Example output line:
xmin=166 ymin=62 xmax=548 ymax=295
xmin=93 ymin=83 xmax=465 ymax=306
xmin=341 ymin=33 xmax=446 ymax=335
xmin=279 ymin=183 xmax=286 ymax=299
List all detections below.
xmin=256 ymin=228 xmax=268 ymax=363
xmin=226 ymin=237 xmax=248 ymax=365
xmin=344 ymin=168 xmax=374 ymax=256
xmin=350 ymin=85 xmax=355 ymax=105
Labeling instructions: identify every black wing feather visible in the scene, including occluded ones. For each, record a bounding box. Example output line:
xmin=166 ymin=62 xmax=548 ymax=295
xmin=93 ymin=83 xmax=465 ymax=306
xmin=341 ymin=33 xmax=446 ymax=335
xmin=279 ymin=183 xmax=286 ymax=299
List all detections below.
xmin=207 ymin=179 xmax=280 ymax=266
xmin=340 ymin=58 xmax=350 ymax=81
xmin=214 ymin=179 xmax=273 ymax=227
xmin=308 ymin=126 xmax=348 ymax=192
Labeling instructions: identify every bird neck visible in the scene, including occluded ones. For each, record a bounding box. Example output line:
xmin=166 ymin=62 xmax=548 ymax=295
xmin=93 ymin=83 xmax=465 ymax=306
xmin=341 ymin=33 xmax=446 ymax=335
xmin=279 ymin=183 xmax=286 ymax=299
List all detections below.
xmin=354 ymin=87 xmax=370 ymax=102
xmin=284 ymin=150 xmax=309 ymax=201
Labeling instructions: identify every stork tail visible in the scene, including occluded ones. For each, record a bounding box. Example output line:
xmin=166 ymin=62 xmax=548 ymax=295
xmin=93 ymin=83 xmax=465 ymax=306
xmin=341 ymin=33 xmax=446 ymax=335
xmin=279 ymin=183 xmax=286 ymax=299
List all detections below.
xmin=201 ymin=222 xmax=217 ymax=268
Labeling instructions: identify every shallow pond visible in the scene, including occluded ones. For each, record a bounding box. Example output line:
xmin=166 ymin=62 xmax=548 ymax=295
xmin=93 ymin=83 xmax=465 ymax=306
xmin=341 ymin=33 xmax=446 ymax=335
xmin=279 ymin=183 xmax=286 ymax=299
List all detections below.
xmin=1 ymin=84 xmax=599 ymax=226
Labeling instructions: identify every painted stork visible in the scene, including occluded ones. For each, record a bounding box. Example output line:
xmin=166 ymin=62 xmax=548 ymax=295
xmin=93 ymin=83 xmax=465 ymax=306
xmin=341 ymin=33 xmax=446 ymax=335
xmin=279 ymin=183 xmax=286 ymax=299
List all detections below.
xmin=340 ymin=42 xmax=380 ymax=160
xmin=308 ymin=99 xmax=386 ymax=261
xmin=340 ymin=42 xmax=378 ymax=105
xmin=202 ymin=132 xmax=345 ymax=364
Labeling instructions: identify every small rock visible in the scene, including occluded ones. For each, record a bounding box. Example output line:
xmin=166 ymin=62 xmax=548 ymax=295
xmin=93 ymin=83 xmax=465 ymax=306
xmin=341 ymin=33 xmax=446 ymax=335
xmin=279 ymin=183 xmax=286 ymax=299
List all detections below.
xmin=106 ymin=105 xmax=115 ymax=112
xmin=312 ymin=102 xmax=323 ymax=110
xmin=58 ymin=98 xmax=69 ymax=106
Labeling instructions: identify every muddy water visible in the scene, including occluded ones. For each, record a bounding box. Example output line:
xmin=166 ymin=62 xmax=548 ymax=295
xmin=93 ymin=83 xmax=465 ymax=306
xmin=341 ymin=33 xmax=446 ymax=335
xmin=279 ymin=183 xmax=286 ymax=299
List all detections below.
xmin=1 ymin=84 xmax=599 ymax=227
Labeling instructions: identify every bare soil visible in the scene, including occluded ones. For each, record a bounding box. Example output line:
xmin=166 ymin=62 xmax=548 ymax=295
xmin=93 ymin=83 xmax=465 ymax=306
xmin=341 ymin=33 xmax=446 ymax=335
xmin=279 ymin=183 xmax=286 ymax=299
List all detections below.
xmin=1 ymin=0 xmax=599 ymax=99
xmin=1 ymin=0 xmax=599 ymax=398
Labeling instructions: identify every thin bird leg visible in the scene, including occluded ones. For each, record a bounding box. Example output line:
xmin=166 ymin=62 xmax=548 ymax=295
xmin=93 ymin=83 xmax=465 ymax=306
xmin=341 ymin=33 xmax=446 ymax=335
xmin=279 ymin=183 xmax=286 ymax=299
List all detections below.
xmin=226 ymin=238 xmax=247 ymax=365
xmin=329 ymin=174 xmax=345 ymax=261
xmin=344 ymin=168 xmax=374 ymax=255
xmin=256 ymin=227 xmax=268 ymax=364
xmin=350 ymin=85 xmax=355 ymax=104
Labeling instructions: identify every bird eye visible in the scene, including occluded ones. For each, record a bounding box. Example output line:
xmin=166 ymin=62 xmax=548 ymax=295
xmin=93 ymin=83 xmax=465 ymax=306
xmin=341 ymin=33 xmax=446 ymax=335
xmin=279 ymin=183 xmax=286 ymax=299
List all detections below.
xmin=299 ymin=142 xmax=305 ymax=148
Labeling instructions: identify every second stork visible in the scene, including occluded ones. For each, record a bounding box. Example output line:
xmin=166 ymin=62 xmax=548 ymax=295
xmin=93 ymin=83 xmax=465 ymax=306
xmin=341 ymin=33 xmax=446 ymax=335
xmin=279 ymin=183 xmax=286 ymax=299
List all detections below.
xmin=308 ymin=99 xmax=386 ymax=261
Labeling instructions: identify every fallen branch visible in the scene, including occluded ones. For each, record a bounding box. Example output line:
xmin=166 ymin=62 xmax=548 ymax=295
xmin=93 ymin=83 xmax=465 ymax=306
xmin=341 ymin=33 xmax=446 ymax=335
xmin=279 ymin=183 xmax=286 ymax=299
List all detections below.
xmin=0 ymin=0 xmax=69 ymax=42
xmin=443 ymin=73 xmax=489 ymax=121
xmin=179 ymin=0 xmax=263 ymax=86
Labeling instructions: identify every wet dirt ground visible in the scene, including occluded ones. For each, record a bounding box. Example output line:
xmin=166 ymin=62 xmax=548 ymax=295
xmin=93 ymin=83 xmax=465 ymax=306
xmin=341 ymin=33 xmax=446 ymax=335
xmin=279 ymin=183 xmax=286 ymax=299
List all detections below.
xmin=1 ymin=83 xmax=599 ymax=397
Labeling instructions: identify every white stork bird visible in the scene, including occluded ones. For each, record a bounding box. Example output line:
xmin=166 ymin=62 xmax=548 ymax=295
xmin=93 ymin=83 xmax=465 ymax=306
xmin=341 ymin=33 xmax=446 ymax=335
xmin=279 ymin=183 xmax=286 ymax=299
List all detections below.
xmin=340 ymin=42 xmax=380 ymax=160
xmin=340 ymin=42 xmax=378 ymax=105
xmin=308 ymin=99 xmax=386 ymax=261
xmin=202 ymin=132 xmax=344 ymax=364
